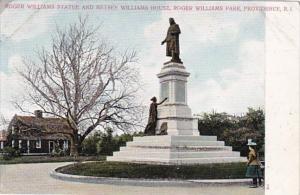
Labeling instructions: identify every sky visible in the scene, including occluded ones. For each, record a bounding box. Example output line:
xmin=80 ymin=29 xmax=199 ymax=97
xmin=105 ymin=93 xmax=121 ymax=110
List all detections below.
xmin=0 ymin=0 xmax=265 ymax=121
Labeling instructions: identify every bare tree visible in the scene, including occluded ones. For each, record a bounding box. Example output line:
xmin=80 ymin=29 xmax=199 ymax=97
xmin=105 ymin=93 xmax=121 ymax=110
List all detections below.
xmin=0 ymin=114 xmax=10 ymax=130
xmin=16 ymin=16 xmax=142 ymax=156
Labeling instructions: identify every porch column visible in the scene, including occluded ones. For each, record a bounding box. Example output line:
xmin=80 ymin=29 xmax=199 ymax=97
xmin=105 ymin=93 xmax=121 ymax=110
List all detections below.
xmin=0 ymin=141 xmax=3 ymax=149
xmin=27 ymin=140 xmax=30 ymax=154
xmin=19 ymin=140 xmax=22 ymax=149
xmin=63 ymin=140 xmax=68 ymax=150
xmin=11 ymin=140 xmax=15 ymax=147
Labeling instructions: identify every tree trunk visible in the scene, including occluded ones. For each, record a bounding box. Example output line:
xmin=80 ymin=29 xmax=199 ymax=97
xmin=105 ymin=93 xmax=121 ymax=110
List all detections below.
xmin=70 ymin=133 xmax=79 ymax=157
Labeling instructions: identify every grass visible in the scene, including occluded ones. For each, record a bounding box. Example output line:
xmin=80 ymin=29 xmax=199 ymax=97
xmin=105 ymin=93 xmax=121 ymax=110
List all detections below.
xmin=0 ymin=155 xmax=105 ymax=164
xmin=57 ymin=161 xmax=248 ymax=179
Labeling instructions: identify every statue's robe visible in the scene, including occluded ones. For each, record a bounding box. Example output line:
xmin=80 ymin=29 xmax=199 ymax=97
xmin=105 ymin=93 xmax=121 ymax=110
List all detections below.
xmin=164 ymin=24 xmax=181 ymax=57
xmin=144 ymin=102 xmax=158 ymax=135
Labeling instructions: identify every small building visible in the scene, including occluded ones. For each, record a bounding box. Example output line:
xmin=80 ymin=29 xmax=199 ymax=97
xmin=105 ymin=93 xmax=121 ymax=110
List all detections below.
xmin=5 ymin=110 xmax=72 ymax=155
xmin=0 ymin=130 xmax=7 ymax=150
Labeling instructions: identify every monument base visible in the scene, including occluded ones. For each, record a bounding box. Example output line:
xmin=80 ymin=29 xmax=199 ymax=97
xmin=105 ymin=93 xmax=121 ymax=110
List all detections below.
xmin=107 ymin=61 xmax=246 ymax=165
xmin=107 ymin=135 xmax=246 ymax=165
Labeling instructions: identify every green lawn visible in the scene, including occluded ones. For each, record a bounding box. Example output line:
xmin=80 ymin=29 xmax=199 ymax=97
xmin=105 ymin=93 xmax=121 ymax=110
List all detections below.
xmin=57 ymin=161 xmax=248 ymax=179
xmin=0 ymin=155 xmax=105 ymax=164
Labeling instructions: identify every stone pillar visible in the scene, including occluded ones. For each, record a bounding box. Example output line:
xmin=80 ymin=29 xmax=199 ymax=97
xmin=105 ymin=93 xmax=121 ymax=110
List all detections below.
xmin=27 ymin=140 xmax=30 ymax=154
xmin=158 ymin=62 xmax=189 ymax=105
xmin=156 ymin=62 xmax=199 ymax=136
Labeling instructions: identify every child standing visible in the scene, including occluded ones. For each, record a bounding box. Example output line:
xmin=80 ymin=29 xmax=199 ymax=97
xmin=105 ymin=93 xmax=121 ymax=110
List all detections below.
xmin=246 ymin=139 xmax=263 ymax=188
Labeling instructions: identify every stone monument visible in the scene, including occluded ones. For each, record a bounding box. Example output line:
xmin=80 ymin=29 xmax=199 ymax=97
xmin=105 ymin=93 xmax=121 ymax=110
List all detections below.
xmin=107 ymin=18 xmax=246 ymax=164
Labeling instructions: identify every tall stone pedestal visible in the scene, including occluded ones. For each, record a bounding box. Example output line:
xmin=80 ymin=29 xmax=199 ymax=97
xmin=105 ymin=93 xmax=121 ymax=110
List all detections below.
xmin=155 ymin=62 xmax=198 ymax=136
xmin=107 ymin=62 xmax=246 ymax=164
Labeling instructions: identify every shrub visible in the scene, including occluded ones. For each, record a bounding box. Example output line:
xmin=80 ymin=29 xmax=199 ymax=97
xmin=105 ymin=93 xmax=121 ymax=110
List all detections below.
xmin=198 ymin=111 xmax=238 ymax=138
xmin=81 ymin=130 xmax=144 ymax=156
xmin=2 ymin=146 xmax=20 ymax=160
xmin=220 ymin=127 xmax=263 ymax=156
xmin=50 ymin=142 xmax=66 ymax=157
xmin=81 ymin=132 xmax=103 ymax=155
xmin=198 ymin=108 xmax=265 ymax=157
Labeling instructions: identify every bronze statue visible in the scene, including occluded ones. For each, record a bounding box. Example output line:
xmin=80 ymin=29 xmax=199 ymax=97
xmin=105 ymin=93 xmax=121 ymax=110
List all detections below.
xmin=144 ymin=97 xmax=167 ymax=135
xmin=161 ymin=18 xmax=182 ymax=63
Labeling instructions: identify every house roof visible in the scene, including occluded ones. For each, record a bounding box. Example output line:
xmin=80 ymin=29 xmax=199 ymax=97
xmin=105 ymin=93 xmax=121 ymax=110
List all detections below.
xmin=12 ymin=115 xmax=73 ymax=135
xmin=0 ymin=130 xmax=7 ymax=141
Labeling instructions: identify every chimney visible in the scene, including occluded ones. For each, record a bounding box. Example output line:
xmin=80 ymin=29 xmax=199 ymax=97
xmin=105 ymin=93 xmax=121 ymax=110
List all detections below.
xmin=34 ymin=110 xmax=43 ymax=118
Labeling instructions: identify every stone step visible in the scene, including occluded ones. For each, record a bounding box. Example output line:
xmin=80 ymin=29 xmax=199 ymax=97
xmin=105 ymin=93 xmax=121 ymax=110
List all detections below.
xmin=106 ymin=156 xmax=247 ymax=165
xmin=119 ymin=145 xmax=233 ymax=152
xmin=107 ymin=156 xmax=169 ymax=163
xmin=119 ymin=146 xmax=171 ymax=152
xmin=112 ymin=151 xmax=241 ymax=158
xmin=127 ymin=140 xmax=225 ymax=147
xmin=133 ymin=135 xmax=217 ymax=142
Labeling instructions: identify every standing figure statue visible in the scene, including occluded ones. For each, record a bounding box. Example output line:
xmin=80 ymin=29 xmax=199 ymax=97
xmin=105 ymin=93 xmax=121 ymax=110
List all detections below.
xmin=161 ymin=18 xmax=182 ymax=64
xmin=144 ymin=97 xmax=168 ymax=136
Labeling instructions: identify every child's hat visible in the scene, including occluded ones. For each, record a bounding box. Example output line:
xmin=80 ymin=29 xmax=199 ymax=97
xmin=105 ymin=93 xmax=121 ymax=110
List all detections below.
xmin=247 ymin=139 xmax=257 ymax=146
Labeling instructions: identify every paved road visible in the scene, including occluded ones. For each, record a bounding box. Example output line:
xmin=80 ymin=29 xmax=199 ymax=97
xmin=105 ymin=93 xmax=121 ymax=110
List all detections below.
xmin=0 ymin=162 xmax=264 ymax=195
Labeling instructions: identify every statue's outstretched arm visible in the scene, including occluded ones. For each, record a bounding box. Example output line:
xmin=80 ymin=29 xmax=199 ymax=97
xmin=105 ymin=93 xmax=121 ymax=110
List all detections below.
xmin=157 ymin=97 xmax=168 ymax=105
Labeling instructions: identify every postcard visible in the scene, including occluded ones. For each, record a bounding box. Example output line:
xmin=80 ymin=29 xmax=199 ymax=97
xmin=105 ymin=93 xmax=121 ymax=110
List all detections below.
xmin=0 ymin=1 xmax=299 ymax=195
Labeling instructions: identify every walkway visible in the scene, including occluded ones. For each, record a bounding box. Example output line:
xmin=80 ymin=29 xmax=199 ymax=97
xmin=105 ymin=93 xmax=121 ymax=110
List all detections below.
xmin=0 ymin=162 xmax=264 ymax=195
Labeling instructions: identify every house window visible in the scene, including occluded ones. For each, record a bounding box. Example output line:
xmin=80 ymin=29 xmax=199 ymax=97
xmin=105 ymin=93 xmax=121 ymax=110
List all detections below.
xmin=36 ymin=139 xmax=41 ymax=148
xmin=12 ymin=126 xmax=15 ymax=134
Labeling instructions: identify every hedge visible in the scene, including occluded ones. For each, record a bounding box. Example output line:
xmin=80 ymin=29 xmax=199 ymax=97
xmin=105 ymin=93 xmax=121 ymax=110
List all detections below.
xmin=57 ymin=161 xmax=248 ymax=179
